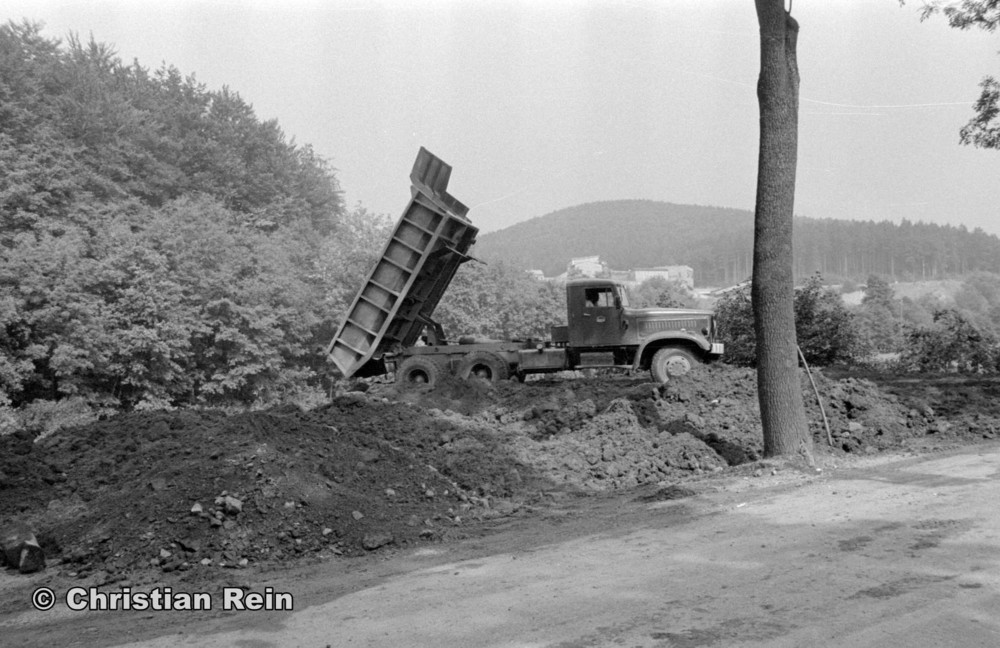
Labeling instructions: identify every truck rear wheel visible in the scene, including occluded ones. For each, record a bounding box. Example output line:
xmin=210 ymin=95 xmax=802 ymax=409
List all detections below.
xmin=396 ymin=356 xmax=447 ymax=388
xmin=456 ymin=351 xmax=509 ymax=384
xmin=650 ymin=347 xmax=699 ymax=382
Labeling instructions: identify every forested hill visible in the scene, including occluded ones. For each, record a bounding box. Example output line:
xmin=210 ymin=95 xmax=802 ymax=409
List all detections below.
xmin=474 ymin=200 xmax=1000 ymax=286
xmin=0 ymin=21 xmax=386 ymax=409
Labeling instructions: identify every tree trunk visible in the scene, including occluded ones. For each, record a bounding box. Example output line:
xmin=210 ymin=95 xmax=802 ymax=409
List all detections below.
xmin=752 ymin=0 xmax=812 ymax=462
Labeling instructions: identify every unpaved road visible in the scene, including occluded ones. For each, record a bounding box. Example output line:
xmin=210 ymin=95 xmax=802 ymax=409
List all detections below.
xmin=6 ymin=444 xmax=1000 ymax=647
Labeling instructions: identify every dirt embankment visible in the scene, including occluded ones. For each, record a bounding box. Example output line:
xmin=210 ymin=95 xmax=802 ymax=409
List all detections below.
xmin=2 ymin=365 xmax=997 ymax=592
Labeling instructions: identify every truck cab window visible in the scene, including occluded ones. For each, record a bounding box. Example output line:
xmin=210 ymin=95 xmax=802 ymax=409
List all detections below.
xmin=584 ymin=288 xmax=613 ymax=308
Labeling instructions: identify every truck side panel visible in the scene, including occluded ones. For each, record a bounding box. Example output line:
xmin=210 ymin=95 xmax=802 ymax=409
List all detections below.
xmin=326 ymin=149 xmax=478 ymax=379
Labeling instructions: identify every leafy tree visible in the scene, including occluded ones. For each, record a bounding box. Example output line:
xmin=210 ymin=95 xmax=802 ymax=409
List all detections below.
xmin=854 ymin=274 xmax=904 ymax=353
xmin=853 ymin=304 xmax=904 ymax=354
xmin=714 ymin=284 xmax=756 ymax=366
xmin=0 ymin=21 xmax=354 ymax=409
xmin=436 ymin=262 xmax=565 ymax=341
xmin=0 ymin=193 xmax=350 ymax=408
xmin=900 ymin=308 xmax=998 ymax=372
xmin=954 ymin=272 xmax=1000 ymax=334
xmin=0 ymin=20 xmax=344 ymax=238
xmin=629 ymin=276 xmax=695 ymax=308
xmin=0 ymin=226 xmax=109 ymax=402
xmin=313 ymin=204 xmax=393 ymax=319
xmin=752 ymin=0 xmax=811 ymax=460
xmin=137 ymin=197 xmax=330 ymax=405
xmin=715 ymin=275 xmax=864 ymax=367
xmin=862 ymin=274 xmax=895 ymax=309
xmin=911 ymin=1 xmax=1000 ymax=148
xmin=794 ymin=274 xmax=865 ymax=365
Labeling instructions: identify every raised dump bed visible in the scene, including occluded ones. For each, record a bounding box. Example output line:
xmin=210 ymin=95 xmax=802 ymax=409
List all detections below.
xmin=325 ymin=148 xmax=478 ymax=379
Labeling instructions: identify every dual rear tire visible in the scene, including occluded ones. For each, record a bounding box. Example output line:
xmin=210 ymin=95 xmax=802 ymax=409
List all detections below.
xmin=395 ymin=351 xmax=509 ymax=388
xmin=456 ymin=351 xmax=509 ymax=383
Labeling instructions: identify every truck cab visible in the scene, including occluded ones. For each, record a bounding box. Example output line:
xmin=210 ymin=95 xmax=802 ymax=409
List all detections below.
xmin=567 ymin=279 xmax=636 ymax=348
xmin=564 ymin=279 xmax=724 ymax=378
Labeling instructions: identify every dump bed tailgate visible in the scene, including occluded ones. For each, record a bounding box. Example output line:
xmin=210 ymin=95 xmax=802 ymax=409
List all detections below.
xmin=325 ymin=148 xmax=478 ymax=379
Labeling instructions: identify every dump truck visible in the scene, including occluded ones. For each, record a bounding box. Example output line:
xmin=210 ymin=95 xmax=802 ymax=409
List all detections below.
xmin=325 ymin=148 xmax=724 ymax=387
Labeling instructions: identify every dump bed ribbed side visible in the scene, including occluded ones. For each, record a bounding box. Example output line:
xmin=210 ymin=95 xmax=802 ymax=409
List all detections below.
xmin=325 ymin=148 xmax=478 ymax=379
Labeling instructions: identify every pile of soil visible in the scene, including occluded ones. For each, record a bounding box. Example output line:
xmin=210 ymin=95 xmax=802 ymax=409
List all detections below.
xmin=0 ymin=396 xmax=528 ymax=588
xmin=2 ymin=365 xmax=997 ymax=589
xmin=838 ymin=372 xmax=1000 ymax=447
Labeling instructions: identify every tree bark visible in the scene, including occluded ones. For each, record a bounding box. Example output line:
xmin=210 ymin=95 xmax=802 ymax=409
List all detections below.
xmin=752 ymin=0 xmax=813 ymax=462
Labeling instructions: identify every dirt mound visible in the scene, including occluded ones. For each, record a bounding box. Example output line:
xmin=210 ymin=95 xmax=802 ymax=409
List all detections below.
xmin=829 ymin=372 xmax=1000 ymax=448
xmin=514 ymin=398 xmax=726 ymax=491
xmin=0 ymin=397 xmax=535 ymax=587
xmin=3 ymin=365 xmax=996 ymax=589
xmin=377 ymin=373 xmax=501 ymax=417
xmin=638 ymin=365 xmax=932 ymax=458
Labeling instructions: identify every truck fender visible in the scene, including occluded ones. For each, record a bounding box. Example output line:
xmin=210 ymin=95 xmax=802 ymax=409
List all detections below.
xmin=632 ymin=332 xmax=710 ymax=370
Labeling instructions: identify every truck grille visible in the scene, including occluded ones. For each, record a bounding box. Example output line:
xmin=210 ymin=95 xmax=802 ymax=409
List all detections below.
xmin=639 ymin=318 xmax=705 ymax=334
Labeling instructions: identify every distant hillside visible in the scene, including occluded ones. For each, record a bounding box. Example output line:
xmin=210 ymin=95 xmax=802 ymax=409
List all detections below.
xmin=474 ymin=200 xmax=1000 ymax=287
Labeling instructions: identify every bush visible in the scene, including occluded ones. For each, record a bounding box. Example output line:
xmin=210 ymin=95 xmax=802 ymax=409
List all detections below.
xmin=714 ymin=285 xmax=756 ymax=366
xmin=795 ymin=274 xmax=866 ymax=365
xmin=715 ymin=274 xmax=864 ymax=367
xmin=853 ymin=303 xmax=904 ymax=354
xmin=2 ymin=397 xmax=100 ymax=440
xmin=899 ymin=308 xmax=998 ymax=373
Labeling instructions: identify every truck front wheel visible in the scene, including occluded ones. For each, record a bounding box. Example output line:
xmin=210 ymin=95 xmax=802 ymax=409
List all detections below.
xmin=650 ymin=347 xmax=699 ymax=382
xmin=456 ymin=351 xmax=510 ymax=384
xmin=396 ymin=356 xmax=447 ymax=388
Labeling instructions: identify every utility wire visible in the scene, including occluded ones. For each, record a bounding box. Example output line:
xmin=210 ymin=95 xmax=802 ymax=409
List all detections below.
xmin=801 ymin=97 xmax=973 ymax=109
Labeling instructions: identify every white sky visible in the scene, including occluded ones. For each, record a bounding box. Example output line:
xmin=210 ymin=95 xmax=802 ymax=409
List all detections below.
xmin=4 ymin=0 xmax=998 ymax=235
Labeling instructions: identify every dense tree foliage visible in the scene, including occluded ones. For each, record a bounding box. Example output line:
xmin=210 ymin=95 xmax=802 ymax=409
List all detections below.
xmin=953 ymin=272 xmax=1000 ymax=334
xmin=719 ymin=271 xmax=1000 ymax=373
xmin=713 ymin=285 xmax=756 ymax=366
xmin=715 ymin=275 xmax=864 ymax=367
xmin=627 ymin=277 xmax=695 ymax=309
xmin=475 ymin=200 xmax=1000 ymax=286
xmin=900 ymin=308 xmax=998 ymax=372
xmin=853 ymin=275 xmax=904 ymax=353
xmin=850 ymin=272 xmax=1000 ymax=363
xmin=862 ymin=274 xmax=895 ymax=309
xmin=435 ymin=261 xmax=566 ymax=341
xmin=793 ymin=275 xmax=866 ymax=365
xmin=0 ymin=21 xmax=384 ymax=409
xmin=0 ymin=23 xmax=343 ymax=236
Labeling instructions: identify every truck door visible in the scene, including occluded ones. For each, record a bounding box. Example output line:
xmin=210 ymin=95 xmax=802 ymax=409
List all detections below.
xmin=569 ymin=286 xmax=623 ymax=347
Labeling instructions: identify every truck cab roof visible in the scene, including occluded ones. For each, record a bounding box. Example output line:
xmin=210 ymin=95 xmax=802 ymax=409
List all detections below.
xmin=566 ymin=278 xmax=624 ymax=288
